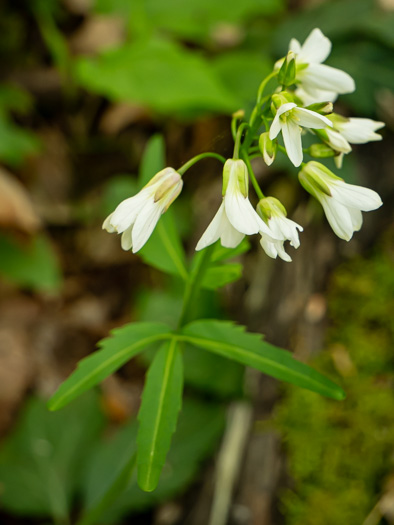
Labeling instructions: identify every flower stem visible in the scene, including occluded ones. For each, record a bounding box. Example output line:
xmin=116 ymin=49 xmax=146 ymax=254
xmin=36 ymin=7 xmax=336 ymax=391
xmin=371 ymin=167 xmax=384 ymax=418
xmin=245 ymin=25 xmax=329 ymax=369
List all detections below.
xmin=233 ymin=123 xmax=249 ymax=159
xmin=241 ymin=151 xmax=265 ymax=200
xmin=177 ymin=244 xmax=215 ymax=328
xmin=177 ymin=153 xmax=226 ymax=175
xmin=257 ymin=70 xmax=278 ymax=104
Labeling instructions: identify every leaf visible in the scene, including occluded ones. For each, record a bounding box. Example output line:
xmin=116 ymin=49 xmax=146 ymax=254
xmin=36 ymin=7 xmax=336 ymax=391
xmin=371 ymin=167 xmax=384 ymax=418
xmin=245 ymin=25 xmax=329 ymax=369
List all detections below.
xmin=0 ymin=113 xmax=41 ymax=167
xmin=81 ymin=398 xmax=225 ymax=523
xmin=0 ymin=392 xmax=104 ymax=520
xmin=210 ymin=238 xmax=250 ymax=263
xmin=138 ymin=133 xmax=166 ymax=188
xmin=180 ymin=320 xmax=345 ymax=400
xmin=48 ymin=323 xmax=172 ymax=411
xmin=0 ymin=233 xmax=61 ymax=292
xmin=137 ymin=135 xmax=188 ymax=279
xmin=202 ymin=262 xmax=242 ymax=290
xmin=75 ymin=38 xmax=238 ymax=115
xmin=137 ymin=339 xmax=183 ymax=492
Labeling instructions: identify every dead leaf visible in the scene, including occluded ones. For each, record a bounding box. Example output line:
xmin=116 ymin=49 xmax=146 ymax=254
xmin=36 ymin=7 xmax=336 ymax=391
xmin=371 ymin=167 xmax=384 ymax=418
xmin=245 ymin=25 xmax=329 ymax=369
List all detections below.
xmin=0 ymin=167 xmax=41 ymax=233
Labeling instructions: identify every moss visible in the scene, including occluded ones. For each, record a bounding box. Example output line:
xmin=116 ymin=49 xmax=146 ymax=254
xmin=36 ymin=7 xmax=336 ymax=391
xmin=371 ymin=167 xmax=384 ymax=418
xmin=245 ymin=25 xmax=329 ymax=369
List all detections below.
xmin=275 ymin=230 xmax=394 ymax=525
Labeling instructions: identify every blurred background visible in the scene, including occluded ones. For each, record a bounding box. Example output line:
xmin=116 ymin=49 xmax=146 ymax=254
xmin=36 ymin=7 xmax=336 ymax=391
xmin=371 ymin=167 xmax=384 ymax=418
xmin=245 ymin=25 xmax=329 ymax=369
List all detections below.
xmin=0 ymin=0 xmax=393 ymax=524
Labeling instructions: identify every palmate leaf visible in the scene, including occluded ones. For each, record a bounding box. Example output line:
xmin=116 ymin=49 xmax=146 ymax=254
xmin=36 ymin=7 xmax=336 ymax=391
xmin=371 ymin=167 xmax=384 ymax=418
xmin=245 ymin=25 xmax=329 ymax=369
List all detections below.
xmin=48 ymin=323 xmax=172 ymax=411
xmin=137 ymin=339 xmax=183 ymax=492
xmin=180 ymin=320 xmax=345 ymax=400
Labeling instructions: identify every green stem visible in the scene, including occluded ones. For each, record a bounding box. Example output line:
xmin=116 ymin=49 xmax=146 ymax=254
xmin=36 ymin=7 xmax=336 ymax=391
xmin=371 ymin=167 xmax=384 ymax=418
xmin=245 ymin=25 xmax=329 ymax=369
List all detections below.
xmin=177 ymin=245 xmax=215 ymax=328
xmin=178 ymin=153 xmax=226 ymax=175
xmin=76 ymin=453 xmax=137 ymax=525
xmin=257 ymin=70 xmax=278 ymax=104
xmin=233 ymin=123 xmax=249 ymax=159
xmin=241 ymin=151 xmax=264 ymax=200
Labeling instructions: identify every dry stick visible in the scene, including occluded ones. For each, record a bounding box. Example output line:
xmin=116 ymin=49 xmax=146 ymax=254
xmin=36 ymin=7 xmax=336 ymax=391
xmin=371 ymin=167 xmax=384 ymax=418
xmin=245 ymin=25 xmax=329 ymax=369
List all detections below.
xmin=208 ymin=402 xmax=253 ymax=525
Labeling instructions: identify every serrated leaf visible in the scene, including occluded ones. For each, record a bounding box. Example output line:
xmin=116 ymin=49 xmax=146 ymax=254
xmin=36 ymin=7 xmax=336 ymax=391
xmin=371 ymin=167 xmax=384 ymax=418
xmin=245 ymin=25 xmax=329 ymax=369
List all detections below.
xmin=137 ymin=339 xmax=183 ymax=492
xmin=49 ymin=323 xmax=172 ymax=411
xmin=202 ymin=262 xmax=242 ymax=290
xmin=180 ymin=320 xmax=345 ymax=400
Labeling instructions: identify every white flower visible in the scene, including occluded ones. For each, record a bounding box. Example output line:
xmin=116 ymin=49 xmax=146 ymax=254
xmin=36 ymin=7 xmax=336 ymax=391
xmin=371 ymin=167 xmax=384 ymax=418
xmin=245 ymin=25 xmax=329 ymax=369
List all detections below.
xmin=299 ymin=161 xmax=382 ymax=241
xmin=103 ymin=167 xmax=183 ymax=252
xmin=269 ymin=100 xmax=333 ymax=167
xmin=329 ymin=116 xmax=385 ymax=144
xmin=257 ymin=197 xmax=303 ymax=262
xmin=289 ymin=28 xmax=355 ymax=103
xmin=196 ymin=159 xmax=275 ymax=250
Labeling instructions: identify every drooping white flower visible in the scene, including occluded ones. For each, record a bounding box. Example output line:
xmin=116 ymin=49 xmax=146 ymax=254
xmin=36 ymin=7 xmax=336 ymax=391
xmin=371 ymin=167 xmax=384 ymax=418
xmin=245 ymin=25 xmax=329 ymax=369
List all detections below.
xmin=328 ymin=115 xmax=385 ymax=144
xmin=289 ymin=28 xmax=355 ymax=103
xmin=103 ymin=168 xmax=183 ymax=252
xmin=299 ymin=161 xmax=382 ymax=241
xmin=196 ymin=159 xmax=275 ymax=250
xmin=269 ymin=99 xmax=333 ymax=167
xmin=257 ymin=197 xmax=303 ymax=262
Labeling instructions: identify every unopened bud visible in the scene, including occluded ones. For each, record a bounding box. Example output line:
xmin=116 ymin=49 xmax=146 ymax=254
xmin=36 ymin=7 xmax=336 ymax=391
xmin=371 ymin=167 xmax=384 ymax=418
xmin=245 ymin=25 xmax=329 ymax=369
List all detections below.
xmin=257 ymin=196 xmax=287 ymax=223
xmin=259 ymin=132 xmax=277 ymax=166
xmin=308 ymin=143 xmax=335 ymax=158
xmin=306 ymin=101 xmax=333 ymax=115
xmin=278 ymin=51 xmax=296 ymax=87
xmin=232 ymin=109 xmax=245 ymax=119
xmin=271 ymin=92 xmax=294 ymax=114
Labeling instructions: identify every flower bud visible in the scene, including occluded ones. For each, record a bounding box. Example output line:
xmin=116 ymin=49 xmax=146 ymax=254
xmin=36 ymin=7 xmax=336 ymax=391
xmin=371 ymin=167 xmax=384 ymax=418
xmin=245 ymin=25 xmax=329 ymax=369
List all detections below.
xmin=305 ymin=101 xmax=333 ymax=115
xmin=222 ymin=159 xmax=249 ymax=198
xmin=277 ymin=51 xmax=296 ymax=87
xmin=259 ymin=132 xmax=277 ymax=166
xmin=307 ymin=143 xmax=335 ymax=158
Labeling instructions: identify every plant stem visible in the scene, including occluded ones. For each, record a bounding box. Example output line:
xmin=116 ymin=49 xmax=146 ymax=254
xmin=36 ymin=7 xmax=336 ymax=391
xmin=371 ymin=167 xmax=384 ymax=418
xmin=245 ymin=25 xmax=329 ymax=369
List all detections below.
xmin=76 ymin=453 xmax=137 ymax=525
xmin=241 ymin=152 xmax=264 ymax=200
xmin=177 ymin=244 xmax=215 ymax=328
xmin=178 ymin=153 xmax=226 ymax=175
xmin=233 ymin=123 xmax=249 ymax=159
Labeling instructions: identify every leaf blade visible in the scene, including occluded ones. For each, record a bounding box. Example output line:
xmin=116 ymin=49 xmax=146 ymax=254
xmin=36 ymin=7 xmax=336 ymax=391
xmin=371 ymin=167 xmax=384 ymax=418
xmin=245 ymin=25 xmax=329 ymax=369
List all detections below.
xmin=180 ymin=320 xmax=345 ymax=400
xmin=48 ymin=323 xmax=172 ymax=411
xmin=137 ymin=338 xmax=183 ymax=492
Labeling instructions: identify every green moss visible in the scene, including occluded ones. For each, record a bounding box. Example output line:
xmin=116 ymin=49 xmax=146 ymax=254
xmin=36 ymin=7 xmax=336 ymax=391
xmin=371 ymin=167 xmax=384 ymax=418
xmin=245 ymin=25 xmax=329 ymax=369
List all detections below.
xmin=275 ymin=230 xmax=394 ymax=525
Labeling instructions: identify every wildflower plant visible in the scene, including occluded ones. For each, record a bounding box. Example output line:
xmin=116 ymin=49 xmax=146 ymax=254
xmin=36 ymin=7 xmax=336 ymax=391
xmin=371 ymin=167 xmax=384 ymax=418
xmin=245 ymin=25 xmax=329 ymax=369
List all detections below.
xmin=48 ymin=28 xmax=383 ymax=502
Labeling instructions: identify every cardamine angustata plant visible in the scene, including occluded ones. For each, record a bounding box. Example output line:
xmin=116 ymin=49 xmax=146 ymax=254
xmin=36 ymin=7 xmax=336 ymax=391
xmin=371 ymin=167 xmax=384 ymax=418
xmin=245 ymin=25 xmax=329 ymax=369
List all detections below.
xmin=49 ymin=28 xmax=383 ymax=497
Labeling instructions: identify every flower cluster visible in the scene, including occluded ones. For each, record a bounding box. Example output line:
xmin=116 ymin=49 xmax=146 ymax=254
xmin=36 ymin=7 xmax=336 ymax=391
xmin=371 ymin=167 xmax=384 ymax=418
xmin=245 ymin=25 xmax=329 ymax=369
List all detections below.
xmin=103 ymin=28 xmax=383 ymax=261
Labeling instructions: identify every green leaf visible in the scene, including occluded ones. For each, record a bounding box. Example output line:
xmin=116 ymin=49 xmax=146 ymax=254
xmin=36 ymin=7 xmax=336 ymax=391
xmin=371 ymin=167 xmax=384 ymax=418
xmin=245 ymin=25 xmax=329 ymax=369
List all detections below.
xmin=0 ymin=233 xmax=61 ymax=292
xmin=210 ymin=238 xmax=250 ymax=263
xmin=138 ymin=133 xmax=166 ymax=188
xmin=180 ymin=320 xmax=345 ymax=400
xmin=137 ymin=339 xmax=183 ymax=492
xmin=75 ymin=38 xmax=238 ymax=115
xmin=0 ymin=392 xmax=104 ymax=520
xmin=0 ymin=114 xmax=41 ymax=167
xmin=137 ymin=135 xmax=188 ymax=279
xmin=49 ymin=323 xmax=172 ymax=411
xmin=202 ymin=262 xmax=242 ymax=290
xmin=81 ymin=398 xmax=225 ymax=523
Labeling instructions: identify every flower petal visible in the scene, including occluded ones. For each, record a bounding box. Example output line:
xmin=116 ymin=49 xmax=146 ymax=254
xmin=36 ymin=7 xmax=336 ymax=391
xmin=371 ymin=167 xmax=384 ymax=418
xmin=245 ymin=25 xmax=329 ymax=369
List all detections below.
xmin=225 ymin=191 xmax=264 ymax=235
xmin=348 ymin=207 xmax=363 ymax=232
xmin=301 ymin=63 xmax=355 ymax=94
xmin=293 ymin=107 xmax=333 ymax=129
xmin=320 ymin=195 xmax=354 ymax=241
xmin=339 ymin=118 xmax=384 ymax=144
xmin=131 ymin=198 xmax=163 ymax=252
xmin=121 ymin=225 xmax=133 ymax=251
xmin=330 ymin=181 xmax=383 ymax=212
xmin=298 ymin=28 xmax=332 ymax=64
xmin=221 ymin=223 xmax=245 ymax=248
xmin=196 ymin=201 xmax=227 ymax=251
xmin=110 ymin=190 xmax=150 ymax=233
xmin=326 ymin=128 xmax=352 ymax=153
xmin=282 ymin=119 xmax=303 ymax=167
xmin=269 ymin=112 xmax=282 ymax=140
xmin=289 ymin=37 xmax=301 ymax=55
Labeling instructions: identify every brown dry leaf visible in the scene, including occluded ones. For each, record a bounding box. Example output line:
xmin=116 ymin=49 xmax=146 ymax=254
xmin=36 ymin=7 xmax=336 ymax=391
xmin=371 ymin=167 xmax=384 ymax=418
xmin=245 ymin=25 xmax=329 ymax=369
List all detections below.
xmin=62 ymin=0 xmax=93 ymax=15
xmin=99 ymin=103 xmax=151 ymax=134
xmin=0 ymin=167 xmax=41 ymax=233
xmin=378 ymin=0 xmax=394 ymax=11
xmin=69 ymin=15 xmax=126 ymax=55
